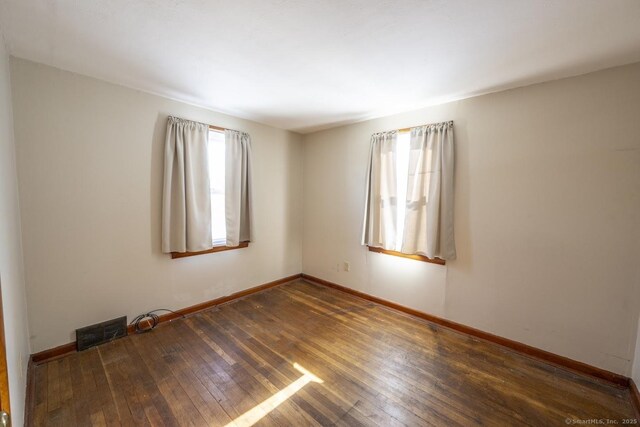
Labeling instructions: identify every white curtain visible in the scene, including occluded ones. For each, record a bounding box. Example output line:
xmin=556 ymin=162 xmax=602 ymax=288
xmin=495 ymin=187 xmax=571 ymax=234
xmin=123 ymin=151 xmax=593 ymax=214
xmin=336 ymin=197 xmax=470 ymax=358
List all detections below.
xmin=401 ymin=121 xmax=456 ymax=260
xmin=225 ymin=130 xmax=254 ymax=246
xmin=361 ymin=131 xmax=398 ymax=250
xmin=162 ymin=116 xmax=212 ymax=253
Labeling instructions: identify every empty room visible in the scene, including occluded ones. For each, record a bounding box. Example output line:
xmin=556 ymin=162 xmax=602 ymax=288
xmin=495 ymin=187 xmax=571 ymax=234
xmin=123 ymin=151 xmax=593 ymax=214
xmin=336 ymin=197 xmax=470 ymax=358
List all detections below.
xmin=0 ymin=0 xmax=639 ymax=426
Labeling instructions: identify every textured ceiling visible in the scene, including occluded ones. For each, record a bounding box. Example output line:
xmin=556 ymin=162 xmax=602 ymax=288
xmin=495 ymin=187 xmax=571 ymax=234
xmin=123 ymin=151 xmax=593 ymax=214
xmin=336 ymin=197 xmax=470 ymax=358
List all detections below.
xmin=1 ymin=0 xmax=639 ymax=133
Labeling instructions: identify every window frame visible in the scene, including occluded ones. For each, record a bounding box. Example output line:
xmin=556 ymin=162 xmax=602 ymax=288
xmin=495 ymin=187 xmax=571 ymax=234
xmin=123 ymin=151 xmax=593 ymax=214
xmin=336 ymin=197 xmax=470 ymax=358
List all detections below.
xmin=367 ymin=246 xmax=445 ymax=265
xmin=171 ymin=241 xmax=249 ymax=259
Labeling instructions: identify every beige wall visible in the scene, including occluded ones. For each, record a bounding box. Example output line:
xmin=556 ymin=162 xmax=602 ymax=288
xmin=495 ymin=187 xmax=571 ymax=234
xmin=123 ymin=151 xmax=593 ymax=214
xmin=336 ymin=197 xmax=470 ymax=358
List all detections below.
xmin=302 ymin=63 xmax=640 ymax=376
xmin=633 ymin=315 xmax=640 ymax=383
xmin=10 ymin=58 xmax=304 ymax=353
xmin=0 ymin=36 xmax=30 ymax=426
xmin=8 ymin=55 xmax=640 ymax=378
xmin=633 ymin=274 xmax=640 ymax=383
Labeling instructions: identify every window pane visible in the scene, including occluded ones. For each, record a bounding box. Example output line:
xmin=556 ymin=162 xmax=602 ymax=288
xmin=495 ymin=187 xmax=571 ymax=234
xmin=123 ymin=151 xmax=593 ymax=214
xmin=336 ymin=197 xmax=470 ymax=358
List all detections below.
xmin=208 ymin=129 xmax=226 ymax=245
xmin=211 ymin=193 xmax=226 ymax=244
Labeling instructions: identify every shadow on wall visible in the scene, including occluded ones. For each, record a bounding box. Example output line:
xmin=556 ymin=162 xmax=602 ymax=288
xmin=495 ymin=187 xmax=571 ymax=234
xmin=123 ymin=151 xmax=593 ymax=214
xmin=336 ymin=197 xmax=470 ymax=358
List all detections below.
xmin=282 ymin=132 xmax=303 ymax=270
xmin=449 ymin=116 xmax=472 ymax=277
xmin=149 ymin=113 xmax=167 ymax=255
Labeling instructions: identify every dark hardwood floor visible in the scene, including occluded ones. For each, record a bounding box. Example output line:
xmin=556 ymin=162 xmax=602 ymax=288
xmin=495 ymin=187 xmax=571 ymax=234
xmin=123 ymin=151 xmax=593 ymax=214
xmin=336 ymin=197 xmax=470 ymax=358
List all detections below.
xmin=30 ymin=279 xmax=635 ymax=426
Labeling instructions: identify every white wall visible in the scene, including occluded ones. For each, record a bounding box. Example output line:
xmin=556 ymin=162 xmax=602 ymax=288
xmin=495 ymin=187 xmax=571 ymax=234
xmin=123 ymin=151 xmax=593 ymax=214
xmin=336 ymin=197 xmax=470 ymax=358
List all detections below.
xmin=302 ymin=62 xmax=640 ymax=376
xmin=0 ymin=34 xmax=30 ymax=426
xmin=10 ymin=58 xmax=304 ymax=353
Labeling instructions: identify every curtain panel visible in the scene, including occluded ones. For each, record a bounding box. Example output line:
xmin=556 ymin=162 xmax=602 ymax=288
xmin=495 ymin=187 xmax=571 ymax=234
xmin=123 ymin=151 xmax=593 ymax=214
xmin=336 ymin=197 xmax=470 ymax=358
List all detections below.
xmin=225 ymin=129 xmax=254 ymax=246
xmin=161 ymin=116 xmax=212 ymax=253
xmin=361 ymin=131 xmax=399 ymax=250
xmin=402 ymin=121 xmax=456 ymax=260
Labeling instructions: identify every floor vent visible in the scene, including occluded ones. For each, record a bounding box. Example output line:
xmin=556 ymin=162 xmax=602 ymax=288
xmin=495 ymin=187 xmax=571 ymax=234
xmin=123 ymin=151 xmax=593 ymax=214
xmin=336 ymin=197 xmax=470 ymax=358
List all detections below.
xmin=76 ymin=316 xmax=127 ymax=351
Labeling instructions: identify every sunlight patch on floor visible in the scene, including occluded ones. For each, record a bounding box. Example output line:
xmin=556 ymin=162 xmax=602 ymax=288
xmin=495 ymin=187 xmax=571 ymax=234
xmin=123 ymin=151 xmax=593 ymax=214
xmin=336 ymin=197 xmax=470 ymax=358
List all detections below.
xmin=225 ymin=363 xmax=323 ymax=427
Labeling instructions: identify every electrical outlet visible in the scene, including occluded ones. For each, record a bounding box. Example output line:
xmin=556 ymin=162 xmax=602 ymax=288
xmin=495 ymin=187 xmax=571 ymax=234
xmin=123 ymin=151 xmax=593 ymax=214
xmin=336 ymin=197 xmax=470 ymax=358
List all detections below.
xmin=344 ymin=261 xmax=350 ymax=272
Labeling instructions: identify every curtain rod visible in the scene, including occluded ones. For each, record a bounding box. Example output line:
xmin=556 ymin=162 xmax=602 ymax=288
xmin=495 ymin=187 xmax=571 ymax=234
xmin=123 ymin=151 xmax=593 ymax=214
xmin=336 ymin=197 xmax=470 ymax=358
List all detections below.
xmin=168 ymin=115 xmax=238 ymax=133
xmin=395 ymin=120 xmax=454 ymax=134
xmin=209 ymin=124 xmax=246 ymax=134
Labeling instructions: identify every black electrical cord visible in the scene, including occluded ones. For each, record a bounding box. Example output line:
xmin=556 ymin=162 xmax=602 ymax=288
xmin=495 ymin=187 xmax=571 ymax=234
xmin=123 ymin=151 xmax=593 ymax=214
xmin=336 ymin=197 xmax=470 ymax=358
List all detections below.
xmin=129 ymin=309 xmax=186 ymax=334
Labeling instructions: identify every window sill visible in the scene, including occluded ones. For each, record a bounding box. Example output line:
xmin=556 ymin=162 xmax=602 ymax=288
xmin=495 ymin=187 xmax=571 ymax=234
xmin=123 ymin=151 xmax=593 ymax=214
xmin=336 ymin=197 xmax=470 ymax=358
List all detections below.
xmin=367 ymin=246 xmax=445 ymax=265
xmin=171 ymin=241 xmax=249 ymax=259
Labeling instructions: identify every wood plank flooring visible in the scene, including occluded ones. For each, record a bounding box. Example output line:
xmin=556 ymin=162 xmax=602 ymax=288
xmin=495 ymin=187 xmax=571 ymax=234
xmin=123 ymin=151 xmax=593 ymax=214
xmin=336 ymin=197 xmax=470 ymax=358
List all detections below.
xmin=30 ymin=279 xmax=636 ymax=426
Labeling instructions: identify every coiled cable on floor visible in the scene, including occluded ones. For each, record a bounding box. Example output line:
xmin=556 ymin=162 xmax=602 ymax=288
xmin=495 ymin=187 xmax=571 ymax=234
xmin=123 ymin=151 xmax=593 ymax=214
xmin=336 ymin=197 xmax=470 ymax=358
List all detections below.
xmin=129 ymin=309 xmax=185 ymax=334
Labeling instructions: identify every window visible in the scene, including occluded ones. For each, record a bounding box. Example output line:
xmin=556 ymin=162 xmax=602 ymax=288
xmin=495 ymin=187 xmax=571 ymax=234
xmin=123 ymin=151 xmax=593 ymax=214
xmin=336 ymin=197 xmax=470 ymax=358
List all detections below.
xmin=367 ymin=131 xmax=445 ymax=265
xmin=362 ymin=122 xmax=455 ymax=264
xmin=163 ymin=116 xmax=253 ymax=258
xmin=208 ymin=129 xmax=226 ymax=246
xmin=170 ymin=126 xmax=251 ymax=259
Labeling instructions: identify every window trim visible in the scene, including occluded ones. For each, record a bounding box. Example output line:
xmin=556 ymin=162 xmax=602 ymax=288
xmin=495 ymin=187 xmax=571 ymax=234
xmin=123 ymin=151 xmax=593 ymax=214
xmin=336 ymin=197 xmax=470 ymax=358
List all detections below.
xmin=171 ymin=241 xmax=249 ymax=259
xmin=367 ymin=245 xmax=445 ymax=265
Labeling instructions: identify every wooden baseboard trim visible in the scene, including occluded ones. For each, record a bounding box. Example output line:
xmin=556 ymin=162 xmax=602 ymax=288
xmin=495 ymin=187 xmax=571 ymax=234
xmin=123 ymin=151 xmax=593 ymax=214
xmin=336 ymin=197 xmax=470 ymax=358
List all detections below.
xmin=300 ymin=273 xmax=630 ymax=388
xmin=31 ymin=342 xmax=77 ymax=364
xmin=31 ymin=273 xmax=303 ymax=364
xmin=125 ymin=273 xmax=302 ymax=332
xmin=630 ymin=379 xmax=640 ymax=418
xmin=28 ymin=272 xmax=633 ymax=389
